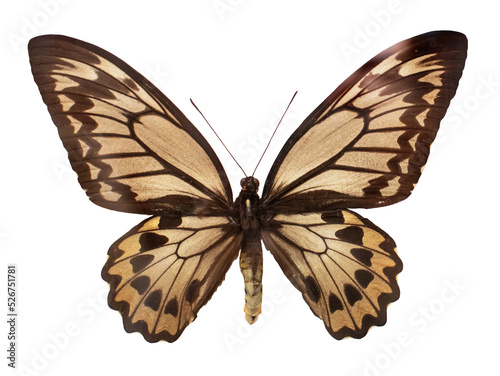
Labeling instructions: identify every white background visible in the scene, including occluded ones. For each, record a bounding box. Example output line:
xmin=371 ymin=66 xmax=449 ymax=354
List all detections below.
xmin=1 ymin=1 xmax=499 ymax=375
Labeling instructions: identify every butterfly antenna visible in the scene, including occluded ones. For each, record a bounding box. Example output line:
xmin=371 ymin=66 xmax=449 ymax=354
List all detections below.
xmin=251 ymin=91 xmax=298 ymax=177
xmin=190 ymin=99 xmax=248 ymax=177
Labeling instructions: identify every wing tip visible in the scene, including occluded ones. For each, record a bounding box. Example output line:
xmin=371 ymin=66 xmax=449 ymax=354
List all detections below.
xmin=28 ymin=34 xmax=75 ymax=53
xmin=415 ymin=30 xmax=468 ymax=51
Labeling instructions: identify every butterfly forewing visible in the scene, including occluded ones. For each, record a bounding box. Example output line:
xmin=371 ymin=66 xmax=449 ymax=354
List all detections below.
xmin=102 ymin=214 xmax=242 ymax=342
xmin=262 ymin=31 xmax=467 ymax=212
xmin=261 ymin=210 xmax=402 ymax=339
xmin=28 ymin=35 xmax=233 ymax=215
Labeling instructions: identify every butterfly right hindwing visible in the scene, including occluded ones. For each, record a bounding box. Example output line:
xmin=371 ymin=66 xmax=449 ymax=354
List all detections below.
xmin=261 ymin=209 xmax=402 ymax=339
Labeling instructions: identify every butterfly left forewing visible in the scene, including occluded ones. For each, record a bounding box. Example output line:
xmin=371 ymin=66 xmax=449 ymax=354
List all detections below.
xmin=102 ymin=214 xmax=242 ymax=342
xmin=28 ymin=35 xmax=233 ymax=215
xmin=261 ymin=210 xmax=401 ymax=339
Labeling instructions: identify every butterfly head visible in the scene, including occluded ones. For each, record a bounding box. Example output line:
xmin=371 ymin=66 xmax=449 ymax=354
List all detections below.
xmin=240 ymin=176 xmax=260 ymax=193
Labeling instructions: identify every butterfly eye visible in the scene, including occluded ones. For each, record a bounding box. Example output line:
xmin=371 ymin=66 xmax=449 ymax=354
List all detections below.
xmin=240 ymin=177 xmax=260 ymax=191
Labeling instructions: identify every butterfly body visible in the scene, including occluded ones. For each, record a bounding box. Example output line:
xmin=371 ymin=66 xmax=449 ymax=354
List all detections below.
xmin=28 ymin=31 xmax=467 ymax=342
xmin=236 ymin=177 xmax=264 ymax=324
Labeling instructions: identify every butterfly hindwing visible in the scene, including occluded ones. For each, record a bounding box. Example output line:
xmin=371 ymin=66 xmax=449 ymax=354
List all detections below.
xmin=102 ymin=214 xmax=242 ymax=342
xmin=28 ymin=35 xmax=232 ymax=215
xmin=261 ymin=209 xmax=402 ymax=339
xmin=262 ymin=31 xmax=467 ymax=213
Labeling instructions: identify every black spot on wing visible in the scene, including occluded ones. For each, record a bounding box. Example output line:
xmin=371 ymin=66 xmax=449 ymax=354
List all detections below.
xmin=139 ymin=232 xmax=169 ymax=252
xmin=144 ymin=290 xmax=162 ymax=311
xmin=186 ymin=279 xmax=201 ymax=304
xmin=130 ymin=276 xmax=150 ymax=295
xmin=335 ymin=226 xmax=364 ymax=246
xmin=359 ymin=71 xmax=382 ymax=89
xmin=355 ymin=270 xmax=374 ymax=288
xmin=363 ymin=176 xmax=390 ymax=197
xmin=321 ymin=211 xmax=345 ymax=224
xmin=328 ymin=293 xmax=343 ymax=313
xmin=350 ymin=248 xmax=373 ymax=267
xmin=130 ymin=254 xmax=155 ymax=273
xmin=304 ymin=276 xmax=321 ymax=303
xmin=379 ymin=236 xmax=396 ymax=253
xmin=164 ymin=299 xmax=179 ymax=317
xmin=159 ymin=215 xmax=182 ymax=229
xmin=344 ymin=284 xmax=362 ymax=306
xmin=123 ymin=77 xmax=140 ymax=91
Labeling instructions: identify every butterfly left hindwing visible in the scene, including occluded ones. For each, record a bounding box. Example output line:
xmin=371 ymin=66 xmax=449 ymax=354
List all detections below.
xmin=102 ymin=214 xmax=242 ymax=342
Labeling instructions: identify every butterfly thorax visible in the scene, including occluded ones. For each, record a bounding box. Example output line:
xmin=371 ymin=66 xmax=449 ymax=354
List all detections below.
xmin=237 ymin=176 xmax=261 ymax=230
xmin=236 ymin=177 xmax=263 ymax=324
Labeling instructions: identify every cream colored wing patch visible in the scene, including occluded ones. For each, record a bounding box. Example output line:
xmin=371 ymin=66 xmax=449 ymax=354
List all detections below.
xmin=261 ymin=209 xmax=402 ymax=339
xmin=28 ymin=35 xmax=232 ymax=215
xmin=102 ymin=214 xmax=242 ymax=342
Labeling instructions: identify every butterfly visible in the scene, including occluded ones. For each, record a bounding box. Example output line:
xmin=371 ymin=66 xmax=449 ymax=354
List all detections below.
xmin=28 ymin=31 xmax=467 ymax=342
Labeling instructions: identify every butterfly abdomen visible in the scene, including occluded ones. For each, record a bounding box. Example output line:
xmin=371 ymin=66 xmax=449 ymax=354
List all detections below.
xmin=240 ymin=230 xmax=263 ymax=324
xmin=237 ymin=177 xmax=263 ymax=324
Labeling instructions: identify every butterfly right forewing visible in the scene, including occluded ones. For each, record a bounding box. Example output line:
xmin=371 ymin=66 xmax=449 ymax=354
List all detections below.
xmin=262 ymin=31 xmax=467 ymax=213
